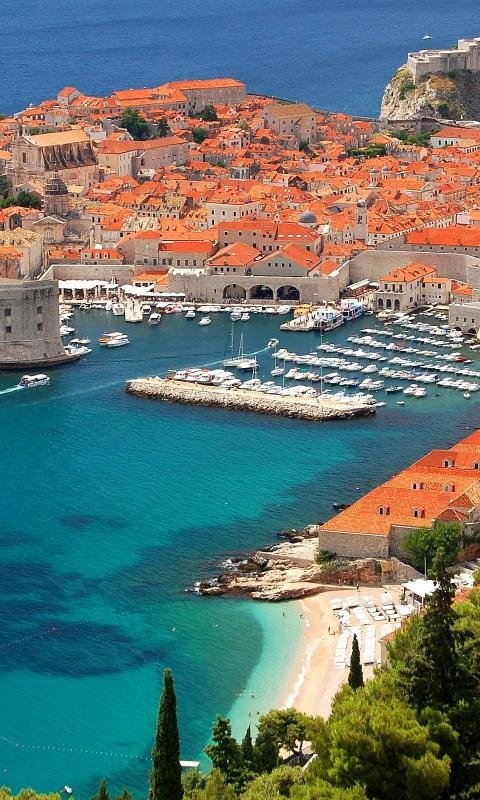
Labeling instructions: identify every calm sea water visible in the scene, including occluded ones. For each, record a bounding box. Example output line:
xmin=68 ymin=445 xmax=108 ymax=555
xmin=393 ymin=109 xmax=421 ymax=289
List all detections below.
xmin=0 ymin=309 xmax=478 ymax=796
xmin=1 ymin=0 xmax=480 ymax=117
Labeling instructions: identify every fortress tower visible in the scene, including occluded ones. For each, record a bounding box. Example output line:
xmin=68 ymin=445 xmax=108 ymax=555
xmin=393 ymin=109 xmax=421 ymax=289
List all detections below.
xmin=0 ymin=279 xmax=80 ymax=368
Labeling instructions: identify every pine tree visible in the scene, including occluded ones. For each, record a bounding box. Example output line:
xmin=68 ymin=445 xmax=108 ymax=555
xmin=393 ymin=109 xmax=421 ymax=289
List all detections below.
xmin=150 ymin=667 xmax=183 ymax=800
xmin=116 ymin=790 xmax=131 ymax=800
xmin=241 ymin=725 xmax=255 ymax=771
xmin=253 ymin=727 xmax=279 ymax=773
xmin=204 ymin=716 xmax=241 ymax=784
xmin=92 ymin=780 xmax=109 ymax=800
xmin=348 ymin=634 xmax=364 ymax=690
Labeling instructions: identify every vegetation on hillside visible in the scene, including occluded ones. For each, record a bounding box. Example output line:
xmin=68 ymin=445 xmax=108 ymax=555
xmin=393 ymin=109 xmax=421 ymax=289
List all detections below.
xmin=0 ymin=175 xmax=41 ymax=209
xmin=11 ymin=549 xmax=480 ymax=800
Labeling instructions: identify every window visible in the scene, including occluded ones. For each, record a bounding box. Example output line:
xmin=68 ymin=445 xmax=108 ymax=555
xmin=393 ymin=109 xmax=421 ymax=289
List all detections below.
xmin=413 ymin=508 xmax=424 ymax=519
xmin=22 ymin=152 xmax=27 ymax=163
xmin=443 ymin=484 xmax=455 ymax=492
xmin=473 ymin=462 xmax=480 ymax=470
xmin=4 ymin=308 xmax=11 ymax=317
xmin=443 ymin=459 xmax=453 ymax=468
xmin=5 ymin=325 xmax=11 ymax=334
xmin=411 ymin=482 xmax=424 ymax=490
xmin=36 ymin=305 xmax=42 ymax=314
xmin=378 ymin=506 xmax=390 ymax=516
xmin=37 ymin=322 xmax=43 ymax=332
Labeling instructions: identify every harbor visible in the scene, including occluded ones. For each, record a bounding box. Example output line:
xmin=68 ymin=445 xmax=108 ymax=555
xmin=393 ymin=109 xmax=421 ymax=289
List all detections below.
xmin=125 ymin=376 xmax=376 ymax=421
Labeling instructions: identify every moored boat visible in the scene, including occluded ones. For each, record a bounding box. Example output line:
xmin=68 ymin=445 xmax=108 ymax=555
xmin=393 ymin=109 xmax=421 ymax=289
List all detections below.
xmin=18 ymin=374 xmax=50 ymax=388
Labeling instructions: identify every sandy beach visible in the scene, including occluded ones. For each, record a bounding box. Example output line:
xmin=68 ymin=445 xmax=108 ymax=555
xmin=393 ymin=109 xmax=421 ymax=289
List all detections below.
xmin=279 ymin=585 xmax=403 ymax=719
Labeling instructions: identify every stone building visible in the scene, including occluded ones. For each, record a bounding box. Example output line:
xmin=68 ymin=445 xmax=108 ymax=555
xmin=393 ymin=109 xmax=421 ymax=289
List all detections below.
xmin=374 ymin=262 xmax=451 ymax=312
xmin=43 ymin=173 xmax=70 ymax=217
xmin=407 ymin=37 xmax=480 ymax=83
xmin=9 ymin=129 xmax=99 ymax=190
xmin=164 ymin=78 xmax=246 ymax=113
xmin=318 ymin=429 xmax=480 ymax=559
xmin=262 ymin=102 xmax=317 ymax=145
xmin=0 ymin=279 xmax=78 ymax=368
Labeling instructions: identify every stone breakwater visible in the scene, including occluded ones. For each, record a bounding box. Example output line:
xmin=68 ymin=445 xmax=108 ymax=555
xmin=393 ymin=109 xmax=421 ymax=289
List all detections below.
xmin=125 ymin=378 xmax=376 ymax=422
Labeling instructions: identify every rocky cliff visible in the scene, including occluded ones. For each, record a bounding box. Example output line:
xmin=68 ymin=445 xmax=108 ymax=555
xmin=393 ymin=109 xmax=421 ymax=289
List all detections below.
xmin=380 ymin=66 xmax=480 ymax=121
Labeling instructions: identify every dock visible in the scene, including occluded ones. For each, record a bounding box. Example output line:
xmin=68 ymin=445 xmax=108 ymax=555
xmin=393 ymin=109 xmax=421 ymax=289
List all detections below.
xmin=125 ymin=378 xmax=376 ymax=422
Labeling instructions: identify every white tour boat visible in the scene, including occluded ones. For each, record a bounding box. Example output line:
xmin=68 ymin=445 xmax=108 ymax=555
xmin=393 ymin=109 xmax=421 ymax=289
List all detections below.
xmin=112 ymin=303 xmax=125 ymax=316
xmin=148 ymin=312 xmax=161 ymax=325
xmin=18 ymin=374 xmax=50 ymax=389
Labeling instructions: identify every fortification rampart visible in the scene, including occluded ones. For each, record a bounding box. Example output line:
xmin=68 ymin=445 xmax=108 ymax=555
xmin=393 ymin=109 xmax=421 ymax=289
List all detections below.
xmin=407 ymin=36 xmax=480 ymax=83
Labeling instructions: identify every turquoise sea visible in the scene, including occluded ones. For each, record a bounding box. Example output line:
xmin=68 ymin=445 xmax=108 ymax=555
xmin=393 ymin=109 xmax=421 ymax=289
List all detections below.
xmin=1 ymin=310 xmax=479 ymax=796
xmin=1 ymin=0 xmax=480 ymax=116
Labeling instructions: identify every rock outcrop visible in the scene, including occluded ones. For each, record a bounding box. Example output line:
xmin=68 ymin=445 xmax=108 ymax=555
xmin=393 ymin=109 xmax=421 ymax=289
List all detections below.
xmin=193 ymin=535 xmax=390 ymax=601
xmin=380 ymin=66 xmax=480 ymax=121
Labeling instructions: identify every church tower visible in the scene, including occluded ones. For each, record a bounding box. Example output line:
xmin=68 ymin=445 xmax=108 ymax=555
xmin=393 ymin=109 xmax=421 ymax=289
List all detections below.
xmin=43 ymin=173 xmax=70 ymax=217
xmin=354 ymin=201 xmax=368 ymax=241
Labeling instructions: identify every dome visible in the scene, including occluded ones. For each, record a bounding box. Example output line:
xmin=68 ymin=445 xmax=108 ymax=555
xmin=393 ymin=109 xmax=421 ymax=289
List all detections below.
xmin=299 ymin=210 xmax=318 ymax=225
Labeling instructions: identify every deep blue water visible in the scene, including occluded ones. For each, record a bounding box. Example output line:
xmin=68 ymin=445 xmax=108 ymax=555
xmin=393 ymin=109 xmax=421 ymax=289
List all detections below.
xmin=1 ymin=309 xmax=479 ymax=796
xmin=1 ymin=1 xmax=479 ymax=117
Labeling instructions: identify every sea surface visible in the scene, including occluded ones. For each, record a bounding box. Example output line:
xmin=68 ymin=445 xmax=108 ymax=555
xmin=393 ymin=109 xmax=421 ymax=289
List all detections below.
xmin=1 ymin=0 xmax=480 ymax=117
xmin=0 ymin=309 xmax=479 ymax=796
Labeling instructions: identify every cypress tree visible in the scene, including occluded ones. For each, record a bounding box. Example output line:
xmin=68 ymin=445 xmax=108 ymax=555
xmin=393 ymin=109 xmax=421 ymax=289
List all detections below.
xmin=92 ymin=780 xmax=110 ymax=800
xmin=402 ymin=549 xmax=463 ymax=710
xmin=150 ymin=667 xmax=183 ymax=800
xmin=348 ymin=634 xmax=364 ymax=690
xmin=116 ymin=791 xmax=131 ymax=800
xmin=241 ymin=725 xmax=255 ymax=771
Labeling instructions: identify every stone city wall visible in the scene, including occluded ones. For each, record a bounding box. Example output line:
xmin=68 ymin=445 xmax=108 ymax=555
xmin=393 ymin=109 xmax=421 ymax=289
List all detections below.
xmin=317 ymin=529 xmax=390 ymax=559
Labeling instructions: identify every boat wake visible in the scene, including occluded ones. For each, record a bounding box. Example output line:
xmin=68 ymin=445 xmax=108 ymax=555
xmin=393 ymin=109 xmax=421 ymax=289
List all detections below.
xmin=0 ymin=385 xmax=23 ymax=396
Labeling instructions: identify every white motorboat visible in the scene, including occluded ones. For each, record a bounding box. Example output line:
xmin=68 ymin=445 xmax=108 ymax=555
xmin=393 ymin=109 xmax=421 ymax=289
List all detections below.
xmin=18 ymin=374 xmax=50 ymax=388
xmin=98 ymin=332 xmax=129 ymax=347
xmin=142 ymin=304 xmax=152 ymax=315
xmin=277 ymin=305 xmax=291 ymax=315
xmin=240 ymin=313 xmax=250 ymax=321
xmin=65 ymin=344 xmax=91 ymax=356
xmin=148 ymin=312 xmax=161 ymax=325
xmin=230 ymin=311 xmax=242 ymax=321
xmin=112 ymin=303 xmax=125 ymax=316
xmin=199 ymin=316 xmax=211 ymax=326
xmin=106 ymin=334 xmax=129 ymax=347
xmin=185 ymin=309 xmax=196 ymax=319
xmin=271 ymin=366 xmax=284 ymax=377
xmin=385 ymin=385 xmax=403 ymax=393
xmin=60 ymin=325 xmax=75 ymax=336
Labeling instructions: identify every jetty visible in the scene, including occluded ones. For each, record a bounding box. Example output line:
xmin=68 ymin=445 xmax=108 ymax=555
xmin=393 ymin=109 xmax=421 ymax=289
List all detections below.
xmin=125 ymin=378 xmax=376 ymax=421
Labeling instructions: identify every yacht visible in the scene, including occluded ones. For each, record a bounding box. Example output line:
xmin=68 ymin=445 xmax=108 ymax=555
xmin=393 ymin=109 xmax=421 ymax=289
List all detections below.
xmin=148 ymin=312 xmax=161 ymax=325
xmin=98 ymin=332 xmax=129 ymax=347
xmin=112 ymin=303 xmax=125 ymax=316
xmin=385 ymin=385 xmax=403 ymax=393
xmin=18 ymin=374 xmax=50 ymax=389
xmin=199 ymin=316 xmax=211 ymax=326
xmin=230 ymin=310 xmax=242 ymax=321
xmin=106 ymin=333 xmax=129 ymax=348
xmin=240 ymin=312 xmax=250 ymax=321
xmin=60 ymin=325 xmax=75 ymax=336
xmin=142 ymin=304 xmax=152 ymax=315
xmin=185 ymin=309 xmax=196 ymax=319
xmin=223 ymin=331 xmax=256 ymax=368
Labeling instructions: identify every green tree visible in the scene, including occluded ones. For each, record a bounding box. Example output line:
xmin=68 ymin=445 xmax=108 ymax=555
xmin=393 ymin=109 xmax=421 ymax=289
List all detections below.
xmin=116 ymin=791 xmax=132 ymax=800
xmin=400 ymin=550 xmax=469 ymax=711
xmin=241 ymin=725 xmax=256 ymax=771
xmin=197 ymin=770 xmax=236 ymax=800
xmin=404 ymin=522 xmax=461 ymax=573
xmin=150 ymin=667 xmax=183 ymax=800
xmin=241 ymin=766 xmax=301 ymax=800
xmin=205 ymin=715 xmax=241 ymax=785
xmin=156 ymin=118 xmax=171 ymax=138
xmin=0 ymin=190 xmax=42 ymax=209
xmin=347 ymin=634 xmax=363 ymax=690
xmin=254 ymin=726 xmax=279 ymax=773
xmin=473 ymin=568 xmax=480 ymax=586
xmin=299 ymin=140 xmax=310 ymax=153
xmin=119 ymin=107 xmax=149 ymax=140
xmin=257 ymin=709 xmax=308 ymax=753
xmin=316 ymin=681 xmax=450 ymax=800
xmin=182 ymin=770 xmax=207 ymax=800
xmin=290 ymin=782 xmax=368 ymax=799
xmin=198 ymin=104 xmax=217 ymax=122
xmin=92 ymin=780 xmax=110 ymax=800
xmin=192 ymin=127 xmax=208 ymax=144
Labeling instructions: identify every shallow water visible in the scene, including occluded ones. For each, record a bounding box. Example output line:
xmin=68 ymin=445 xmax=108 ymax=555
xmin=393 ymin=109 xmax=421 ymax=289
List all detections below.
xmin=0 ymin=309 xmax=477 ymax=796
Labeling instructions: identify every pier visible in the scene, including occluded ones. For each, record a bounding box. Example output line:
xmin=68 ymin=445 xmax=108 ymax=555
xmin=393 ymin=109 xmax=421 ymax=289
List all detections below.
xmin=125 ymin=378 xmax=376 ymax=421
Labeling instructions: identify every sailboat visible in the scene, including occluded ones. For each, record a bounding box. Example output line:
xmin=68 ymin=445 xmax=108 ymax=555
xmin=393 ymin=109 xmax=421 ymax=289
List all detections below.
xmin=422 ymin=33 xmax=432 ymax=40
xmin=223 ymin=327 xmax=257 ymax=369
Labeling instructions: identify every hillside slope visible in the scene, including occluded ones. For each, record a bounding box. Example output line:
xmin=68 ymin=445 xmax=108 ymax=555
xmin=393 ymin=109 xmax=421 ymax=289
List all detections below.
xmin=380 ymin=67 xmax=480 ymax=121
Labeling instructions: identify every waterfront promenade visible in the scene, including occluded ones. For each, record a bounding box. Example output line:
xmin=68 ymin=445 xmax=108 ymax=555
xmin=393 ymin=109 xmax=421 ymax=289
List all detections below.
xmin=126 ymin=377 xmax=376 ymax=421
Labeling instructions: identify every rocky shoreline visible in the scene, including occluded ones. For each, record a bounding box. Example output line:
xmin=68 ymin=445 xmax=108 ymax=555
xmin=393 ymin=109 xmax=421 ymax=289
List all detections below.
xmin=190 ymin=525 xmax=391 ymax=602
xmin=126 ymin=378 xmax=376 ymax=422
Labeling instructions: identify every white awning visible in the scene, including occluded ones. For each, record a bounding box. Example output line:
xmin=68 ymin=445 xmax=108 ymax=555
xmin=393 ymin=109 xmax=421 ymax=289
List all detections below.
xmin=402 ymin=579 xmax=437 ymax=599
